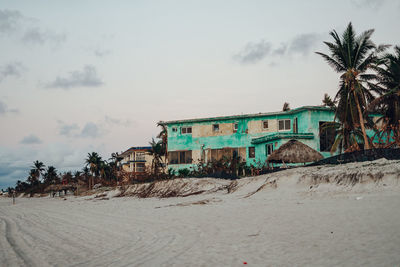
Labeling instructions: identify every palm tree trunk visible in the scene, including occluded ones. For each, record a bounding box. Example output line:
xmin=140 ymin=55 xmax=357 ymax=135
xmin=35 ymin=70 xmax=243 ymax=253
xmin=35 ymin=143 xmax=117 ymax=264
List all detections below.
xmin=353 ymin=91 xmax=370 ymax=149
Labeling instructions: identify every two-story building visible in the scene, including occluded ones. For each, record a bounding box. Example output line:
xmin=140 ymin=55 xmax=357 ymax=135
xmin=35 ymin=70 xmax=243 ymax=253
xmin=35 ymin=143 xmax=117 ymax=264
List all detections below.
xmin=160 ymin=106 xmax=340 ymax=171
xmin=119 ymin=146 xmax=154 ymax=174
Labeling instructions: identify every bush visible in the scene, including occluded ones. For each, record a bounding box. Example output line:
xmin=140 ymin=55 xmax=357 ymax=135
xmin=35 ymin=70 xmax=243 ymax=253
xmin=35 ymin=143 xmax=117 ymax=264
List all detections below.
xmin=177 ymin=168 xmax=190 ymax=177
xmin=167 ymin=168 xmax=176 ymax=178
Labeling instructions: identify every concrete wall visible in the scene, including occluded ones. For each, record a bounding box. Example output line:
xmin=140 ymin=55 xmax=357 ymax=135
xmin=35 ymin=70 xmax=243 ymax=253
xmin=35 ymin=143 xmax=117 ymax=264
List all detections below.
xmin=193 ymin=123 xmax=234 ymax=137
xmin=248 ymin=119 xmax=278 ymax=134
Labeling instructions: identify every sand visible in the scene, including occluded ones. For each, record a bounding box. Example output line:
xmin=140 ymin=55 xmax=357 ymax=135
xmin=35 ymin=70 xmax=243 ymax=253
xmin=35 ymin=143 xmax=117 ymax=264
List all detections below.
xmin=1 ymin=159 xmax=400 ymax=266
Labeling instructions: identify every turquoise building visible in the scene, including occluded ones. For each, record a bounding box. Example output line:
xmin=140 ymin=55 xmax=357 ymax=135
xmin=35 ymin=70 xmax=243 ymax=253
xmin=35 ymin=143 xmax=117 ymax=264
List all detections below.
xmin=160 ymin=106 xmax=343 ymax=171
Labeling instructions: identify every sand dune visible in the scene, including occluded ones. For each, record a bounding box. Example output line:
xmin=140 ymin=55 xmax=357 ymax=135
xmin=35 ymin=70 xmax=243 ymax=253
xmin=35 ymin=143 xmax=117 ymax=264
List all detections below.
xmin=1 ymin=159 xmax=400 ymax=266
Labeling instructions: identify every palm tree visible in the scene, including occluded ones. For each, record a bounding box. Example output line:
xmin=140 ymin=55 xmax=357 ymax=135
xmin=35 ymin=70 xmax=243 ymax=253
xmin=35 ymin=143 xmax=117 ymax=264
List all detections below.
xmin=110 ymin=152 xmax=122 ymax=170
xmin=98 ymin=160 xmax=111 ymax=182
xmin=43 ymin=166 xmax=58 ymax=184
xmin=15 ymin=180 xmax=22 ymax=192
xmin=282 ymin=102 xmax=290 ymax=111
xmin=316 ymin=22 xmax=387 ymax=150
xmin=61 ymin=171 xmax=73 ymax=184
xmin=157 ymin=122 xmax=168 ymax=162
xmin=27 ymin=169 xmax=39 ymax=185
xmin=369 ymin=46 xmax=400 ymax=146
xmin=31 ymin=160 xmax=45 ymax=182
xmin=85 ymin=152 xmax=102 ymax=189
xmin=7 ymin=187 xmax=14 ymax=195
xmin=322 ymin=93 xmax=336 ymax=109
xmin=82 ymin=166 xmax=91 ymax=185
xmin=15 ymin=180 xmax=30 ymax=192
xmin=149 ymin=138 xmax=166 ymax=176
xmin=73 ymin=171 xmax=82 ymax=183
xmin=85 ymin=152 xmax=102 ymax=176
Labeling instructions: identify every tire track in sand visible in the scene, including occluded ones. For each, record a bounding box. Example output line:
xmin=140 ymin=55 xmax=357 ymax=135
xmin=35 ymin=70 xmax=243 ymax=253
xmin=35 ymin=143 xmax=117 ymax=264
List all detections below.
xmin=0 ymin=215 xmax=51 ymax=267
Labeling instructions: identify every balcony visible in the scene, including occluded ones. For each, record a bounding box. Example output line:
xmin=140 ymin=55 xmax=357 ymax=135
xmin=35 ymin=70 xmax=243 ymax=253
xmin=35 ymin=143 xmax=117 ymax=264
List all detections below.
xmin=135 ymin=155 xmax=146 ymax=161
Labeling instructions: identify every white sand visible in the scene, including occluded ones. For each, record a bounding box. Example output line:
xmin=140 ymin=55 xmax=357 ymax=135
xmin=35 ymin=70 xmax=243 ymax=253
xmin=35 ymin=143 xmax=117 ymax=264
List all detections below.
xmin=1 ymin=159 xmax=400 ymax=266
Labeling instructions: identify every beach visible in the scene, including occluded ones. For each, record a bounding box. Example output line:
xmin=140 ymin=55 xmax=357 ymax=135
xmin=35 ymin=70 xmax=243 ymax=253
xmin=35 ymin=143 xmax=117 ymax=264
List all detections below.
xmin=1 ymin=159 xmax=400 ymax=266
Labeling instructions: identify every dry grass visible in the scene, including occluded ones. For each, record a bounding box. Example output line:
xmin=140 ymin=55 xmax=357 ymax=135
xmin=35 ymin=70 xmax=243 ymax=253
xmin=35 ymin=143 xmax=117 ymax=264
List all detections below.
xmin=226 ymin=180 xmax=239 ymax=193
xmin=304 ymin=171 xmax=385 ymax=186
xmin=244 ymin=179 xmax=277 ymax=198
xmin=116 ymin=178 xmax=228 ymax=198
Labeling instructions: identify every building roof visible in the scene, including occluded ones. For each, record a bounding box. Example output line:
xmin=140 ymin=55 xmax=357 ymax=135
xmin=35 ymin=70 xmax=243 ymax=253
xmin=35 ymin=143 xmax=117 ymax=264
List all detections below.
xmin=120 ymin=146 xmax=152 ymax=156
xmin=159 ymin=106 xmax=333 ymax=125
xmin=251 ymin=132 xmax=314 ymax=144
xmin=267 ymin=139 xmax=324 ymax=163
xmin=126 ymin=146 xmax=152 ymax=150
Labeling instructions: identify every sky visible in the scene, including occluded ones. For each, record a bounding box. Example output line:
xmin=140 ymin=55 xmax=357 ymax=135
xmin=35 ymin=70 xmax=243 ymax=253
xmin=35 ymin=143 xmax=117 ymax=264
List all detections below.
xmin=1 ymin=0 xmax=400 ymax=189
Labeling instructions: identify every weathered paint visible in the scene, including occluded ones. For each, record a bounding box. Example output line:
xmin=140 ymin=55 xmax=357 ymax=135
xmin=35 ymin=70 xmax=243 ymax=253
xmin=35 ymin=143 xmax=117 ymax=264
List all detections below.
xmin=193 ymin=123 xmax=234 ymax=137
xmin=161 ymin=106 xmax=380 ymax=171
xmin=248 ymin=119 xmax=278 ymax=134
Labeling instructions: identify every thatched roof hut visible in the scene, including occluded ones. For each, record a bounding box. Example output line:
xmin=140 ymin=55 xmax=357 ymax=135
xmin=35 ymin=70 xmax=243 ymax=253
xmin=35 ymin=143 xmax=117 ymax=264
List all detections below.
xmin=44 ymin=184 xmax=63 ymax=192
xmin=267 ymin=140 xmax=324 ymax=163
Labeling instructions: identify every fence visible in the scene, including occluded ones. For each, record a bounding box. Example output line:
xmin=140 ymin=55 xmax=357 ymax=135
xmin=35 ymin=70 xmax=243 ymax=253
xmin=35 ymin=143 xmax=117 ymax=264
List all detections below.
xmin=310 ymin=148 xmax=400 ymax=166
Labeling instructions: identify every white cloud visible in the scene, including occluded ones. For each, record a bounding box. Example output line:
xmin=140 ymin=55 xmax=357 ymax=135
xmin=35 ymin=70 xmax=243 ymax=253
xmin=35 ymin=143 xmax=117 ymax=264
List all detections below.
xmin=0 ymin=9 xmax=66 ymax=46
xmin=0 ymin=9 xmax=24 ymax=34
xmin=21 ymin=27 xmax=66 ymax=46
xmin=46 ymin=65 xmax=103 ymax=89
xmin=234 ymin=33 xmax=322 ymax=65
xmin=20 ymin=134 xmax=42 ymax=145
xmin=79 ymin=122 xmax=103 ymax=138
xmin=233 ymin=40 xmax=272 ymax=64
xmin=0 ymin=61 xmax=26 ymax=82
xmin=0 ymin=100 xmax=19 ymax=115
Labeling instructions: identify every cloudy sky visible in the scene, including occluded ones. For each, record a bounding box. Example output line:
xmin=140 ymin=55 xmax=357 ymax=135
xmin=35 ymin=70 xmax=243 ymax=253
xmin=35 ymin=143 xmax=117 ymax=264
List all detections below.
xmin=1 ymin=0 xmax=400 ymax=189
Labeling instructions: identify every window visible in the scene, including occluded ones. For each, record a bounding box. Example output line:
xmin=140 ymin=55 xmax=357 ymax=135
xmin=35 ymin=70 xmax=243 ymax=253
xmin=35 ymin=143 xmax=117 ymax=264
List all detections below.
xmin=172 ymin=127 xmax=177 ymax=132
xmin=181 ymin=127 xmax=192 ymax=134
xmin=278 ymin=119 xmax=291 ymax=131
xmin=135 ymin=152 xmax=145 ymax=161
xmin=233 ymin=123 xmax=238 ymax=133
xmin=169 ymin=151 xmax=179 ymax=164
xmin=248 ymin=147 xmax=255 ymax=158
xmin=266 ymin=143 xmax=274 ymax=156
xmin=262 ymin=120 xmax=269 ymax=130
xmin=136 ymin=163 xmax=146 ymax=172
xmin=212 ymin=124 xmax=219 ymax=132
xmin=209 ymin=147 xmax=242 ymax=162
xmin=168 ymin=151 xmax=192 ymax=164
xmin=319 ymin=122 xmax=336 ymax=152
